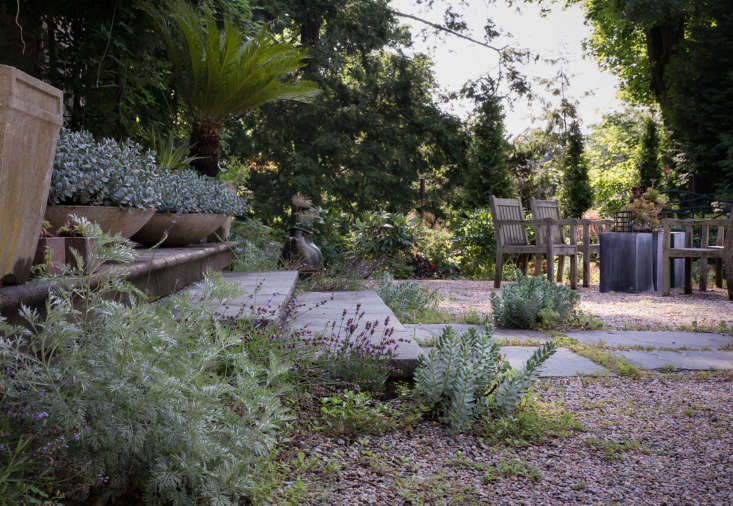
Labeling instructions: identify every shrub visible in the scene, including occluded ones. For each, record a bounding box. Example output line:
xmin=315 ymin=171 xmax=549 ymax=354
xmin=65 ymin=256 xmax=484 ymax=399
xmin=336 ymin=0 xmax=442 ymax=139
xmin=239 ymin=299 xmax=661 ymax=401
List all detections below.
xmin=413 ymin=225 xmax=458 ymax=278
xmin=49 ymin=129 xmax=162 ymax=209
xmin=490 ymin=271 xmax=579 ymax=329
xmin=154 ymin=168 xmax=249 ymax=215
xmin=414 ymin=325 xmax=556 ymax=431
xmin=0 ymin=234 xmax=289 ymax=503
xmin=349 ymin=211 xmax=418 ymax=276
xmin=377 ymin=273 xmax=440 ymax=322
xmin=450 ymin=209 xmax=496 ymax=278
xmin=230 ymin=218 xmax=284 ymax=272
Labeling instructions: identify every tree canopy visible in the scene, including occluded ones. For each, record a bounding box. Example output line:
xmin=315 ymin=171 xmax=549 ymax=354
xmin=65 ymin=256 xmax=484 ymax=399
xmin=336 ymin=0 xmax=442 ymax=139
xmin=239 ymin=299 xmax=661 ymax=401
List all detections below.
xmin=583 ymin=0 xmax=733 ymax=192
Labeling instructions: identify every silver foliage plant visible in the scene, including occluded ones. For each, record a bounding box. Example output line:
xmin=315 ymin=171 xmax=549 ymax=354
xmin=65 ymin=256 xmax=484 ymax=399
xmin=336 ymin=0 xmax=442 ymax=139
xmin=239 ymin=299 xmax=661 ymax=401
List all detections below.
xmin=49 ymin=129 xmax=162 ymax=209
xmin=0 ymin=232 xmax=289 ymax=503
xmin=414 ymin=325 xmax=557 ymax=431
xmin=155 ymin=168 xmax=249 ymax=215
xmin=490 ymin=270 xmax=580 ymax=329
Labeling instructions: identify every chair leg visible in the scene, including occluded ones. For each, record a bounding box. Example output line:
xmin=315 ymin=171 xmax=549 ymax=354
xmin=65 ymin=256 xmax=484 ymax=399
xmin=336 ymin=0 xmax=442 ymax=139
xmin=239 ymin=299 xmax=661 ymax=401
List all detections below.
xmin=700 ymin=258 xmax=708 ymax=291
xmin=494 ymin=250 xmax=503 ymax=289
xmin=684 ymin=258 xmax=692 ymax=294
xmin=547 ymin=254 xmax=555 ymax=284
xmin=557 ymin=255 xmax=565 ymax=283
xmin=582 ymin=245 xmax=590 ymax=287
xmin=662 ymin=255 xmax=671 ymax=296
xmin=715 ymin=258 xmax=723 ymax=288
xmin=570 ymin=254 xmax=577 ymax=290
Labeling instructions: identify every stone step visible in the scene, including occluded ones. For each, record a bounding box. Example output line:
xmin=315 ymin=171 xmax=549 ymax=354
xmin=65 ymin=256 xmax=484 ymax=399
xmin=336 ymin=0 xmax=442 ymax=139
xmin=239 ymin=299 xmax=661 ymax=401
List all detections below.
xmin=290 ymin=291 xmax=423 ymax=378
xmin=1 ymin=242 xmax=235 ymax=325
xmin=169 ymin=270 xmax=299 ymax=323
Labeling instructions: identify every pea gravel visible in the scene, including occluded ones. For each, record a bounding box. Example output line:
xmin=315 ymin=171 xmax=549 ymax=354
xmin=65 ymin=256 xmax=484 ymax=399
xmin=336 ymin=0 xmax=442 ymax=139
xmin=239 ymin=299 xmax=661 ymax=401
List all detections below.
xmin=264 ymin=372 xmax=732 ymax=505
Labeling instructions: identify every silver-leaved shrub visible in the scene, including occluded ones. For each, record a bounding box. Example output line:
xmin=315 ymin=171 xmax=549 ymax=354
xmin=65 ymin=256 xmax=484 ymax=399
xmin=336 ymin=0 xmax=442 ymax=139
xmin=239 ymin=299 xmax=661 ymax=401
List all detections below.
xmin=0 ymin=230 xmax=288 ymax=504
xmin=490 ymin=271 xmax=580 ymax=329
xmin=48 ymin=129 xmax=162 ymax=209
xmin=414 ymin=325 xmax=556 ymax=431
xmin=154 ymin=168 xmax=249 ymax=215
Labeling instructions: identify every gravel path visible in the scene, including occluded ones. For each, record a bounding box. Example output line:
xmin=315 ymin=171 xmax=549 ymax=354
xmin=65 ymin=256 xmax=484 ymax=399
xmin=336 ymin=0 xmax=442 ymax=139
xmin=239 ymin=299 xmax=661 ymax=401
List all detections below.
xmin=266 ymin=373 xmax=733 ymax=505
xmin=417 ymin=280 xmax=733 ymax=330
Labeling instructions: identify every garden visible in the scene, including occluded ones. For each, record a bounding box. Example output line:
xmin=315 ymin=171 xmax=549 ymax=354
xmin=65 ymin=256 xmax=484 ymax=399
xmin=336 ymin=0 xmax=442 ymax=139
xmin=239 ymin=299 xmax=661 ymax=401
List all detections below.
xmin=1 ymin=0 xmax=732 ymax=504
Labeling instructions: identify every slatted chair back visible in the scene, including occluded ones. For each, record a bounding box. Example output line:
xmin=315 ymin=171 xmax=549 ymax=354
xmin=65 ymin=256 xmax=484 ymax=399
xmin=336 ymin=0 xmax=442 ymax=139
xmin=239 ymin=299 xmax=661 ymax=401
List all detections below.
xmin=489 ymin=196 xmax=529 ymax=247
xmin=529 ymin=198 xmax=564 ymax=245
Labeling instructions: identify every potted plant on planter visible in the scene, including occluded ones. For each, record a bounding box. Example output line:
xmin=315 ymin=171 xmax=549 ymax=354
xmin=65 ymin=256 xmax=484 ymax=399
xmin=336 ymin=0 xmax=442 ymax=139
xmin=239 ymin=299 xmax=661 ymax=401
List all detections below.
xmin=623 ymin=187 xmax=669 ymax=232
xmin=131 ymin=168 xmax=248 ymax=247
xmin=46 ymin=129 xmax=162 ymax=238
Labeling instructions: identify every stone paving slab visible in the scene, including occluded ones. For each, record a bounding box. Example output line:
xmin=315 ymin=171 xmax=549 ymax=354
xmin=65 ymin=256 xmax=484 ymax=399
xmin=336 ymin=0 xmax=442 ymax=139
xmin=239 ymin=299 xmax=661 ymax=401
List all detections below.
xmin=164 ymin=270 xmax=299 ymax=322
xmin=565 ymin=329 xmax=733 ymax=350
xmin=291 ymin=291 xmax=422 ymax=376
xmin=500 ymin=346 xmax=612 ymax=377
xmin=618 ymin=350 xmax=733 ymax=370
xmin=403 ymin=323 xmax=549 ymax=346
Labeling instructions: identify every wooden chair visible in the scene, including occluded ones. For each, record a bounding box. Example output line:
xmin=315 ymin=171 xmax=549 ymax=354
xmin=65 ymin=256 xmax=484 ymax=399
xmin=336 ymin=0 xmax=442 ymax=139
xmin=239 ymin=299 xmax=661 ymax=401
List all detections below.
xmin=661 ymin=212 xmax=733 ymax=300
xmin=529 ymin=198 xmax=612 ymax=287
xmin=489 ymin=196 xmax=578 ymax=289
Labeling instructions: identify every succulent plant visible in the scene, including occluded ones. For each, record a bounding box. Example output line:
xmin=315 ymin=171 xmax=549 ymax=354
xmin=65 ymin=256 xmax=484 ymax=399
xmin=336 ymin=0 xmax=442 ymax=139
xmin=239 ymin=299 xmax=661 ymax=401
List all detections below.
xmin=48 ymin=129 xmax=163 ymax=209
xmin=154 ymin=168 xmax=248 ymax=216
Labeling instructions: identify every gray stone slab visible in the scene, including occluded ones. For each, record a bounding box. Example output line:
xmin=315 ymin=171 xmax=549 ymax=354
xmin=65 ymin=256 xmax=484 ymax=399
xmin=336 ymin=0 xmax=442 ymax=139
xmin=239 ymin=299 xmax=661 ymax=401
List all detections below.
xmin=500 ymin=346 xmax=612 ymax=377
xmin=164 ymin=270 xmax=299 ymax=322
xmin=403 ymin=324 xmax=549 ymax=347
xmin=565 ymin=330 xmax=733 ymax=350
xmin=618 ymin=350 xmax=733 ymax=370
xmin=291 ymin=291 xmax=422 ymax=376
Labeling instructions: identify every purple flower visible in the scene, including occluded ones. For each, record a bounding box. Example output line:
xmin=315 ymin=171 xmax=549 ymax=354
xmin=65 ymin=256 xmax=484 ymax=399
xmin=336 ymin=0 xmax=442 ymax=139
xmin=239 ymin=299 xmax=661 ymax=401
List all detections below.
xmin=34 ymin=412 xmax=49 ymax=421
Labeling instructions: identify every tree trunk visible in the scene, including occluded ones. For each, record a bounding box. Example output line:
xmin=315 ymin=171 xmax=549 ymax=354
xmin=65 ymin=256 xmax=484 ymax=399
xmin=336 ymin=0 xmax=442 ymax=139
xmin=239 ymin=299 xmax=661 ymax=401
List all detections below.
xmin=189 ymin=119 xmax=223 ymax=177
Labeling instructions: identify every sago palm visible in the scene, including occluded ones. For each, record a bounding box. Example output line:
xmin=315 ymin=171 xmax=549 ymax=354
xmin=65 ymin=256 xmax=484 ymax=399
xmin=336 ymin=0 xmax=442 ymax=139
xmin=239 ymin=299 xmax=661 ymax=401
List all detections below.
xmin=145 ymin=0 xmax=320 ymax=176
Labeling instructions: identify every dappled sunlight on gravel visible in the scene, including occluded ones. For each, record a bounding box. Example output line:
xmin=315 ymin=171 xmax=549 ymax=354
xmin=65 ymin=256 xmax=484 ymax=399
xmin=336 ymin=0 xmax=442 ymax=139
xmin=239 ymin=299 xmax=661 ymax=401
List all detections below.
xmin=415 ymin=279 xmax=733 ymax=330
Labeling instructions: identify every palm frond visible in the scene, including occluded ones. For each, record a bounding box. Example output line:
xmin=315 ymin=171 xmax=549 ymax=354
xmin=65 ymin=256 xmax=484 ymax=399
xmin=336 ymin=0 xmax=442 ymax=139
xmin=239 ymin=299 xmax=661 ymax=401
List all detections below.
xmin=144 ymin=0 xmax=321 ymax=124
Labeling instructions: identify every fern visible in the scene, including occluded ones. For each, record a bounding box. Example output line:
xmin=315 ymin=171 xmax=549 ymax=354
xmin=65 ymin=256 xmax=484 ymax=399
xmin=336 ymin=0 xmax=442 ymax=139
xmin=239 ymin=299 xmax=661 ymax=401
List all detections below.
xmin=414 ymin=325 xmax=556 ymax=431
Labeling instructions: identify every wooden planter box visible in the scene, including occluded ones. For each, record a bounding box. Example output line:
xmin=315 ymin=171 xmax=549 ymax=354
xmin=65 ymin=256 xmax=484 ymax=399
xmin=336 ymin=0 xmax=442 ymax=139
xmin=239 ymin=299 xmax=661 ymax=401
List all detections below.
xmin=600 ymin=231 xmax=685 ymax=293
xmin=0 ymin=65 xmax=63 ymax=285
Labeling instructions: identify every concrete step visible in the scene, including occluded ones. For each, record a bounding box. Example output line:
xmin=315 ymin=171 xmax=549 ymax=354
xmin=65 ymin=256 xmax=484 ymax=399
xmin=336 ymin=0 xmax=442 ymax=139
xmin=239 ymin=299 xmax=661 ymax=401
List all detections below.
xmin=1 ymin=242 xmax=235 ymax=325
xmin=168 ymin=270 xmax=299 ymax=323
xmin=290 ymin=290 xmax=423 ymax=378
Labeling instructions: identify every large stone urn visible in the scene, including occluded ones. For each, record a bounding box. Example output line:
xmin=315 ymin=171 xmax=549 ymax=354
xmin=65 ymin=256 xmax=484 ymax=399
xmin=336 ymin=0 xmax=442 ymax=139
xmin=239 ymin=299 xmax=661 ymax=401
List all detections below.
xmin=0 ymin=65 xmax=64 ymax=285
xmin=132 ymin=213 xmax=229 ymax=247
xmin=45 ymin=205 xmax=155 ymax=239
xmin=281 ymin=227 xmax=323 ymax=274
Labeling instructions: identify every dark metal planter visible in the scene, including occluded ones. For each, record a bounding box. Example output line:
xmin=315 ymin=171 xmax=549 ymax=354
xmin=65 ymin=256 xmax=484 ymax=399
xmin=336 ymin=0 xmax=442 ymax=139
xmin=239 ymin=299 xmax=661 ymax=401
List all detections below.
xmin=600 ymin=231 xmax=685 ymax=293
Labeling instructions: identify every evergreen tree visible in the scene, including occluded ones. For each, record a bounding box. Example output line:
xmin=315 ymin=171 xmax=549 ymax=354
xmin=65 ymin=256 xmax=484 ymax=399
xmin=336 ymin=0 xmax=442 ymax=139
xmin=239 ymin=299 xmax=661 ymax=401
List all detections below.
xmin=560 ymin=121 xmax=593 ymax=217
xmin=638 ymin=118 xmax=660 ymax=190
xmin=462 ymin=79 xmax=514 ymax=208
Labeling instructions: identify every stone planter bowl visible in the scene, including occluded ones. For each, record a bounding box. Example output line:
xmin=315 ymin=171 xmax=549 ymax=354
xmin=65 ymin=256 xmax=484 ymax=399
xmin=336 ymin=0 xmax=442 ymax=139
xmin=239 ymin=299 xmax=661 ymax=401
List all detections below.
xmin=131 ymin=213 xmax=229 ymax=247
xmin=45 ymin=205 xmax=155 ymax=239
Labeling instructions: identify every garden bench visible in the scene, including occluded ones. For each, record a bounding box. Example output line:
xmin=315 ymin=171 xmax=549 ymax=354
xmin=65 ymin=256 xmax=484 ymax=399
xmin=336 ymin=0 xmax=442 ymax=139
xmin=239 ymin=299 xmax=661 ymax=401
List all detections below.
xmin=529 ymin=198 xmax=613 ymax=287
xmin=489 ymin=196 xmax=578 ymax=289
xmin=660 ymin=212 xmax=733 ymax=300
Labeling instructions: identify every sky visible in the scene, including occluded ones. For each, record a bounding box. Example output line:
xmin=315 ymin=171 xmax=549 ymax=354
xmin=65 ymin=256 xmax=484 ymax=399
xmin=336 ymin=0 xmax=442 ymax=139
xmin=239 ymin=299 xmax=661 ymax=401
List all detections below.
xmin=389 ymin=0 xmax=624 ymax=137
